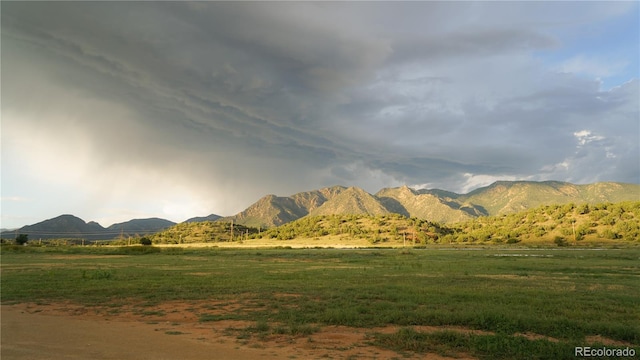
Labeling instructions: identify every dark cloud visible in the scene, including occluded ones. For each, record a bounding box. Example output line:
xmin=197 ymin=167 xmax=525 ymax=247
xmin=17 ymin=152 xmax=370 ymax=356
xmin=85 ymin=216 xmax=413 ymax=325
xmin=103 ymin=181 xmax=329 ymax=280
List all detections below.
xmin=389 ymin=28 xmax=558 ymax=66
xmin=1 ymin=2 xmax=637 ymax=226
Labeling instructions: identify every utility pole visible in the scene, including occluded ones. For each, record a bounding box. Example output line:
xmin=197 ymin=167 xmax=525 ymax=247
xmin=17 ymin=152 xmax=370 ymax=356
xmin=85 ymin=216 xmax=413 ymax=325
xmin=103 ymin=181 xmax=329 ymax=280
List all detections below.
xmin=572 ymin=219 xmax=576 ymax=243
xmin=230 ymin=220 xmax=234 ymax=241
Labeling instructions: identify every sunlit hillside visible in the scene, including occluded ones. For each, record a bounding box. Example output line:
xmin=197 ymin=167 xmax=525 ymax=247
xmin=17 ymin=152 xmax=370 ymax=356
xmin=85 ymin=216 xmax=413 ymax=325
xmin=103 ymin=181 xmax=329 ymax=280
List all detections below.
xmin=142 ymin=201 xmax=640 ymax=246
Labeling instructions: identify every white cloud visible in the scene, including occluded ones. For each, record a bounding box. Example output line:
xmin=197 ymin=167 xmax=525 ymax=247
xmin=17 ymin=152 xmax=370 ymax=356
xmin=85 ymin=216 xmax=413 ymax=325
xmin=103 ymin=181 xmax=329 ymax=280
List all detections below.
xmin=573 ymin=130 xmax=605 ymax=146
xmin=459 ymin=174 xmax=528 ymax=194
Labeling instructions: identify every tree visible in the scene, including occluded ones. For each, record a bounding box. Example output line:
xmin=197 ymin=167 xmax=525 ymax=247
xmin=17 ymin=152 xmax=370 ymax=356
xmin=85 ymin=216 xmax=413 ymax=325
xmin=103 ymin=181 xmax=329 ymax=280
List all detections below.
xmin=16 ymin=234 xmax=28 ymax=245
xmin=140 ymin=237 xmax=152 ymax=246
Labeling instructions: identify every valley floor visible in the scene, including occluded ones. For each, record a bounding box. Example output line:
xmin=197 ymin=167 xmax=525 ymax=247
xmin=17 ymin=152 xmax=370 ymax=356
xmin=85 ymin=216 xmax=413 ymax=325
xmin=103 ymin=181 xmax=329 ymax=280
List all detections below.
xmin=2 ymin=247 xmax=638 ymax=359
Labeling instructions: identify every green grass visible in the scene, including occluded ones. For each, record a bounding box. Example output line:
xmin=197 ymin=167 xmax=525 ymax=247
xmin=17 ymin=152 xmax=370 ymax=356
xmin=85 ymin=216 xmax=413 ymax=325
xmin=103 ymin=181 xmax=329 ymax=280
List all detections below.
xmin=371 ymin=328 xmax=579 ymax=360
xmin=2 ymin=245 xmax=639 ymax=358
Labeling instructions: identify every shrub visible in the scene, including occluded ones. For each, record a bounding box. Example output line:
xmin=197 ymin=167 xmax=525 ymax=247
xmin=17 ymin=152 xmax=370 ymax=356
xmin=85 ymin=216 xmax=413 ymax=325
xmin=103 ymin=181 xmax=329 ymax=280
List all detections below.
xmin=599 ymin=229 xmax=618 ymax=239
xmin=15 ymin=234 xmax=28 ymax=245
xmin=553 ymin=236 xmax=568 ymax=247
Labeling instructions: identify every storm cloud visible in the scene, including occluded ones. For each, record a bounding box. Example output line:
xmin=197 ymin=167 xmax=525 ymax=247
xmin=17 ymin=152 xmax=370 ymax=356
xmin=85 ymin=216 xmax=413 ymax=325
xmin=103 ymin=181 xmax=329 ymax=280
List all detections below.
xmin=2 ymin=2 xmax=638 ymax=227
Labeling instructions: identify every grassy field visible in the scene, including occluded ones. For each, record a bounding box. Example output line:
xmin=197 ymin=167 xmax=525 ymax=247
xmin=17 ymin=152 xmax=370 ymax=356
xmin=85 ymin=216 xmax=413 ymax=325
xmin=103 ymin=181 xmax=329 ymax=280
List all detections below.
xmin=1 ymin=245 xmax=639 ymax=359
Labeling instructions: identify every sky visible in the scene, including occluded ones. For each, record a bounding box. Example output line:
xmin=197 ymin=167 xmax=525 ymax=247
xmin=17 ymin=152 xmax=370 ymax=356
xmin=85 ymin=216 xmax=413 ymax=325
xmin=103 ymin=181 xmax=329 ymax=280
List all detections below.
xmin=1 ymin=2 xmax=639 ymax=229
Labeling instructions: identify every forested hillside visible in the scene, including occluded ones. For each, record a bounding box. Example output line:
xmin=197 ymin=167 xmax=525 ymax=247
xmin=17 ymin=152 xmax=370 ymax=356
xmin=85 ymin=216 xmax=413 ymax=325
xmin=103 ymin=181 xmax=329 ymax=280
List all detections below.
xmin=450 ymin=201 xmax=640 ymax=244
xmin=143 ymin=201 xmax=639 ymax=246
xmin=108 ymin=221 xmax=260 ymax=245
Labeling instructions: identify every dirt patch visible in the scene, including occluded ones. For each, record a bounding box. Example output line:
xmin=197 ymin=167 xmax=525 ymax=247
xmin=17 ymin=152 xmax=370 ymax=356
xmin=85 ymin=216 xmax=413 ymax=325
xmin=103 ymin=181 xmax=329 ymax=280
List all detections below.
xmin=306 ymin=265 xmax=371 ymax=270
xmin=2 ymin=301 xmax=476 ymax=360
xmin=514 ymin=332 xmax=560 ymax=342
xmin=413 ymin=325 xmax=494 ymax=336
xmin=1 ymin=306 xmax=266 ymax=360
xmin=185 ymin=272 xmax=213 ymax=276
xmin=272 ymin=292 xmax=303 ymax=299
xmin=585 ymin=335 xmax=635 ymax=347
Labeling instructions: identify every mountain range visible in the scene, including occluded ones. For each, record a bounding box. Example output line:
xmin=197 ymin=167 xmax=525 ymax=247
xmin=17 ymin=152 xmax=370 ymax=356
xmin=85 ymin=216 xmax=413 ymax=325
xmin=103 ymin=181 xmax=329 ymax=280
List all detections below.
xmin=1 ymin=215 xmax=176 ymax=241
xmin=224 ymin=181 xmax=639 ymax=227
xmin=2 ymin=181 xmax=638 ymax=240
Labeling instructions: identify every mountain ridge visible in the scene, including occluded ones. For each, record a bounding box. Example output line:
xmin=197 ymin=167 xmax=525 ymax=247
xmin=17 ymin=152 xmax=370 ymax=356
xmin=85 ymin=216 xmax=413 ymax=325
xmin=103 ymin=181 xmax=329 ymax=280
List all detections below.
xmin=226 ymin=181 xmax=639 ymax=228
xmin=220 ymin=186 xmax=348 ymax=227
xmin=2 ymin=181 xmax=638 ymax=240
xmin=184 ymin=214 xmax=222 ymax=223
xmin=107 ymin=218 xmax=176 ymax=233
xmin=1 ymin=215 xmax=176 ymax=241
xmin=309 ymin=186 xmax=389 ymax=217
